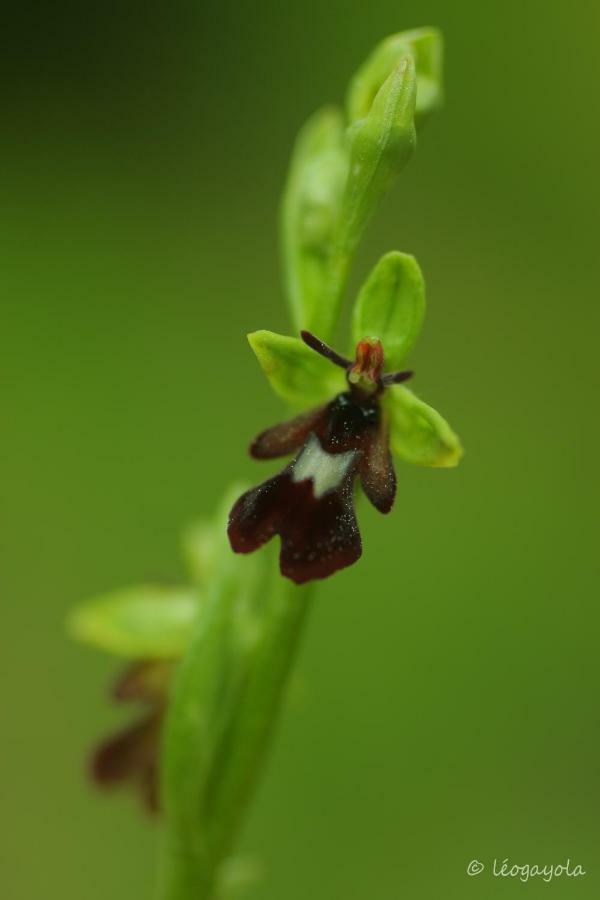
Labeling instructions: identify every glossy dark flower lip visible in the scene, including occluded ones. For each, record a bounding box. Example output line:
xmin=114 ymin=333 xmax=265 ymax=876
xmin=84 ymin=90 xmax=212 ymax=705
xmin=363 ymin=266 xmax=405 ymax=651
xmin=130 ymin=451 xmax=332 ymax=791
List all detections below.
xmin=228 ymin=331 xmax=412 ymax=584
xmin=91 ymin=661 xmax=172 ymax=814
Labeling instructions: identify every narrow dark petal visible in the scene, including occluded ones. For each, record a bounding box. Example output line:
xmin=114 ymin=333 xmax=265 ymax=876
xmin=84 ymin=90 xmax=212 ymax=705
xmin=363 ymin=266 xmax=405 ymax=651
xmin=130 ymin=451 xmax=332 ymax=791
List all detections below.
xmin=381 ymin=369 xmax=414 ymax=386
xmin=360 ymin=424 xmax=396 ymax=513
xmin=250 ymin=405 xmax=327 ymax=459
xmin=300 ymin=330 xmax=352 ymax=370
xmin=92 ymin=714 xmax=160 ymax=788
xmin=92 ymin=714 xmax=161 ymax=815
xmin=112 ymin=660 xmax=172 ymax=704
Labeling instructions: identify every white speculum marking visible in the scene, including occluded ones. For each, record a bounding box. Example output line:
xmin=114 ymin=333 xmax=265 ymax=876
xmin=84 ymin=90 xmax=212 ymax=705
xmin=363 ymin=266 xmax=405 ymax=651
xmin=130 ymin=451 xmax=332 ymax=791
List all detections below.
xmin=291 ymin=433 xmax=356 ymax=499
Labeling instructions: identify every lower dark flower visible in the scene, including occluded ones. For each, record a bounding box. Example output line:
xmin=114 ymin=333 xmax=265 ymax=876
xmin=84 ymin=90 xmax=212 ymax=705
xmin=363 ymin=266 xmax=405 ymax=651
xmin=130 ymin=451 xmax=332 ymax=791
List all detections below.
xmin=91 ymin=660 xmax=172 ymax=814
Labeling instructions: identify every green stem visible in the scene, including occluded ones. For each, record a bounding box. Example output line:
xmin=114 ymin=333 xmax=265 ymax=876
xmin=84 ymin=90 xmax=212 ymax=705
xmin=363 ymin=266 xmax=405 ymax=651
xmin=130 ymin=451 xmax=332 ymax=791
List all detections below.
xmin=159 ymin=547 xmax=312 ymax=900
xmin=311 ymin=243 xmax=352 ymax=342
xmin=208 ymin=578 xmax=311 ymax=863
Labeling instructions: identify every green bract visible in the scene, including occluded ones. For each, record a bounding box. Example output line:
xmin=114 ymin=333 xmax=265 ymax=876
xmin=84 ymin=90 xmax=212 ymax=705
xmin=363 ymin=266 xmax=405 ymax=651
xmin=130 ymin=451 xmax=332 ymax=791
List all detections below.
xmin=383 ymin=385 xmax=463 ymax=467
xmin=67 ymin=584 xmax=199 ymax=659
xmin=248 ymin=330 xmax=345 ymax=407
xmin=352 ymin=251 xmax=425 ymax=370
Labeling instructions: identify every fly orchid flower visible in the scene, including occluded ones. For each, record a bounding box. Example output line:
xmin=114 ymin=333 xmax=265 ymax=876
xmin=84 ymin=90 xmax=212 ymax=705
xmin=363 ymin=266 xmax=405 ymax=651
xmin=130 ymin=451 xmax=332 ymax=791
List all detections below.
xmin=228 ymin=252 xmax=463 ymax=584
xmin=68 ymin=581 xmax=204 ymax=813
xmin=92 ymin=660 xmax=172 ymax=813
xmin=66 ymin=498 xmax=267 ymax=815
xmin=229 ymin=332 xmax=411 ymax=583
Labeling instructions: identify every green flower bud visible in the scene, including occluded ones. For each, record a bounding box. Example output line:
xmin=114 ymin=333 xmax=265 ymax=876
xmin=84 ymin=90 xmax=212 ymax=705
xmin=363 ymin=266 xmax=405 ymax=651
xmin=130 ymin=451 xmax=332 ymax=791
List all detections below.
xmin=352 ymin=251 xmax=425 ymax=370
xmin=384 ymin=385 xmax=463 ymax=467
xmin=247 ymin=329 xmax=345 ymax=407
xmin=347 ymin=27 xmax=443 ymax=127
xmin=341 ymin=56 xmax=417 ymax=253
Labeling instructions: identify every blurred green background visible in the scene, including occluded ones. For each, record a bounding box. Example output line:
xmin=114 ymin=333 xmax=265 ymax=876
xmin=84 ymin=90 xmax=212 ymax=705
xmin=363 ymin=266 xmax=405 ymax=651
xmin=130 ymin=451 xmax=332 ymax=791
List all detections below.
xmin=2 ymin=2 xmax=599 ymax=898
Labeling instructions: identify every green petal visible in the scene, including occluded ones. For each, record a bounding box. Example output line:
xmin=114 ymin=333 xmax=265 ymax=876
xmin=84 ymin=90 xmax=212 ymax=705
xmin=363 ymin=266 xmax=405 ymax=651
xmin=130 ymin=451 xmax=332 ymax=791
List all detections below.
xmin=67 ymin=584 xmax=200 ymax=659
xmin=248 ymin=330 xmax=344 ymax=407
xmin=280 ymin=106 xmax=348 ymax=335
xmin=384 ymin=385 xmax=463 ymax=467
xmin=347 ymin=28 xmax=443 ymax=127
xmin=351 ymin=251 xmax=425 ymax=369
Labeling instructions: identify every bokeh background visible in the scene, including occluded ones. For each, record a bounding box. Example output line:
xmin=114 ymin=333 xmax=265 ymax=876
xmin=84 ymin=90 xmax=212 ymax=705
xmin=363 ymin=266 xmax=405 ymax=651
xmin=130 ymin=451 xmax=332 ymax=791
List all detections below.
xmin=2 ymin=2 xmax=599 ymax=898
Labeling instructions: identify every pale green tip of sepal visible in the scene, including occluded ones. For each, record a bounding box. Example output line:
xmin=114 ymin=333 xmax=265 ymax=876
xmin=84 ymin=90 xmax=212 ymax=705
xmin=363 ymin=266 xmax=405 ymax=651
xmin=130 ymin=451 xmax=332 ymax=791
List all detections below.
xmin=280 ymin=106 xmax=348 ymax=335
xmin=66 ymin=584 xmax=201 ymax=659
xmin=351 ymin=251 xmax=425 ymax=370
xmin=248 ymin=329 xmax=345 ymax=407
xmin=384 ymin=385 xmax=463 ymax=468
xmin=347 ymin=28 xmax=443 ymax=127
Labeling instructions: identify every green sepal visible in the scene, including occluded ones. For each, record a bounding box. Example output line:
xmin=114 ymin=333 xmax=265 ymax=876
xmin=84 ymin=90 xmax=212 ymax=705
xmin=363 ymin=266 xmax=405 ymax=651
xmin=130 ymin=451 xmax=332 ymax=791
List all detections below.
xmin=347 ymin=28 xmax=443 ymax=127
xmin=384 ymin=385 xmax=463 ymax=467
xmin=352 ymin=251 xmax=425 ymax=369
xmin=342 ymin=56 xmax=416 ymax=252
xmin=248 ymin=329 xmax=345 ymax=407
xmin=280 ymin=107 xmax=348 ymax=334
xmin=67 ymin=584 xmax=200 ymax=659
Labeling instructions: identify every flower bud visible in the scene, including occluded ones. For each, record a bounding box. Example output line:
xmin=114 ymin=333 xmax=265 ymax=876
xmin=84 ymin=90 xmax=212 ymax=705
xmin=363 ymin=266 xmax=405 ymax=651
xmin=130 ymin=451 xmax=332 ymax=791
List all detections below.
xmin=347 ymin=27 xmax=443 ymax=127
xmin=341 ymin=56 xmax=417 ymax=249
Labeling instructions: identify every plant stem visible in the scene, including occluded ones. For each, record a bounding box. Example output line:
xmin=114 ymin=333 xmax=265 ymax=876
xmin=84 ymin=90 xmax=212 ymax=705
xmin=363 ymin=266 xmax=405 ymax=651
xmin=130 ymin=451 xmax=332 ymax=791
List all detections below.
xmin=159 ymin=553 xmax=312 ymax=900
xmin=312 ymin=243 xmax=353 ymax=342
